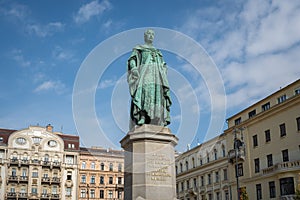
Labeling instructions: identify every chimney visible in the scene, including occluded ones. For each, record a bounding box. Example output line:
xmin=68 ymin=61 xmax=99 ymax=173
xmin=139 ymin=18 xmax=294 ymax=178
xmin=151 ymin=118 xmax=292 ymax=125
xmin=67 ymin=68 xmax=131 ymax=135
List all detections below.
xmin=46 ymin=124 xmax=53 ymax=132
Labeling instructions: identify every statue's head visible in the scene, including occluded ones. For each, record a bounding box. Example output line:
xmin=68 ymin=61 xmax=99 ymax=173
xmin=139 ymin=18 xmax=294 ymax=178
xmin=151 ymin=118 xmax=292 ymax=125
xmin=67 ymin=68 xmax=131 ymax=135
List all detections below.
xmin=144 ymin=29 xmax=155 ymax=44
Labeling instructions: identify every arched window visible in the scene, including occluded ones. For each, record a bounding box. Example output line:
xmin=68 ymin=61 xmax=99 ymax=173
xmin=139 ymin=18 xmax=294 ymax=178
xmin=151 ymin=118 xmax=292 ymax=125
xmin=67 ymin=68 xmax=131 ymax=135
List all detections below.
xmin=100 ymin=163 xmax=105 ymax=171
xmin=222 ymin=146 xmax=226 ymax=157
xmin=185 ymin=161 xmax=189 ymax=171
xmin=180 ymin=163 xmax=183 ymax=172
xmin=192 ymin=157 xmax=195 ymax=168
xmin=214 ymin=149 xmax=218 ymax=160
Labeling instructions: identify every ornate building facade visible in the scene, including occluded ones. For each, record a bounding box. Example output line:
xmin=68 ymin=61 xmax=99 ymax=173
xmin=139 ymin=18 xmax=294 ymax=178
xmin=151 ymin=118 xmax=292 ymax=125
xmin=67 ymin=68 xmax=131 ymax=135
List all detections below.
xmin=176 ymin=134 xmax=229 ymax=200
xmin=0 ymin=125 xmax=80 ymax=200
xmin=78 ymin=147 xmax=124 ymax=200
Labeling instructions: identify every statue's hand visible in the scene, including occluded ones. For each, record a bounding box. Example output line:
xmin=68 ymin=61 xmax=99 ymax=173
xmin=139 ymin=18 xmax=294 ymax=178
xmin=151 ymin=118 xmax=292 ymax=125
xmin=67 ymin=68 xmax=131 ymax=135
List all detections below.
xmin=131 ymin=69 xmax=139 ymax=80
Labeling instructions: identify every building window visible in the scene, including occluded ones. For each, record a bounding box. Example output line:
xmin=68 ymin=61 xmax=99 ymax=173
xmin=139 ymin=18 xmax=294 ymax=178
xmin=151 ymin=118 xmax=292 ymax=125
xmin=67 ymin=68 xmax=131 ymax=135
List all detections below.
xmin=278 ymin=94 xmax=287 ymax=103
xmin=52 ymin=186 xmax=58 ymax=194
xmin=208 ymin=193 xmax=212 ymax=200
xmin=109 ymin=177 xmax=113 ymax=184
xmin=66 ymin=155 xmax=74 ymax=164
xmin=180 ymin=163 xmax=183 ymax=172
xmin=254 ymin=158 xmax=260 ymax=173
xmin=295 ymin=88 xmax=300 ymax=95
xmin=32 ymin=187 xmax=38 ymax=194
xmin=214 ymin=149 xmax=218 ymax=160
xmin=108 ymin=190 xmax=113 ymax=198
xmin=207 ymin=153 xmax=210 ymax=163
xmin=109 ymin=163 xmax=113 ymax=171
xmin=256 ymin=184 xmax=262 ymax=200
xmin=201 ymin=176 xmax=204 ymax=186
xmin=90 ymin=175 xmax=96 ymax=184
xmin=248 ymin=109 xmax=256 ymax=118
xmin=216 ymin=192 xmax=220 ymax=200
xmin=235 ymin=163 xmax=243 ymax=177
xmin=215 ymin=171 xmax=219 ymax=183
xmin=280 ymin=177 xmax=295 ymax=196
xmin=269 ymin=181 xmax=276 ymax=198
xmin=32 ymin=170 xmax=38 ymax=178
xmin=81 ymin=175 xmax=86 ymax=183
xmin=186 ymin=180 xmax=190 ymax=189
xmin=297 ymin=117 xmax=300 ymax=131
xmin=175 ymin=166 xmax=178 ymax=175
xmin=12 ymin=168 xmax=17 ymax=176
xmin=100 ymin=190 xmax=104 ymax=199
xmin=100 ymin=176 xmax=104 ymax=184
xmin=193 ymin=178 xmax=197 ymax=188
xmin=185 ymin=161 xmax=189 ymax=171
xmin=235 ymin=117 xmax=241 ymax=125
xmin=265 ymin=129 xmax=271 ymax=142
xmin=181 ymin=182 xmax=184 ymax=191
xmin=222 ymin=147 xmax=226 ymax=157
xmin=118 ymin=163 xmax=122 ymax=172
xmin=267 ymin=154 xmax=273 ymax=167
xmin=192 ymin=157 xmax=195 ymax=168
xmin=81 ymin=161 xmax=86 ymax=169
xmin=67 ymin=171 xmax=72 ymax=180
xmin=282 ymin=149 xmax=289 ymax=162
xmin=118 ymin=177 xmax=122 ymax=184
xmin=100 ymin=163 xmax=104 ymax=170
xmin=253 ymin=135 xmax=258 ymax=147
xmin=90 ymin=189 xmax=95 ymax=198
xmin=225 ymin=191 xmax=229 ymax=200
xmin=91 ymin=162 xmax=95 ymax=169
xmin=80 ymin=189 xmax=86 ymax=198
xmin=66 ymin=187 xmax=71 ymax=196
xmin=262 ymin=102 xmax=270 ymax=111
xmin=200 ymin=159 xmax=203 ymax=165
xmin=208 ymin=174 xmax=211 ymax=185
xmin=280 ymin=123 xmax=286 ymax=137
xmin=223 ymin=169 xmax=228 ymax=181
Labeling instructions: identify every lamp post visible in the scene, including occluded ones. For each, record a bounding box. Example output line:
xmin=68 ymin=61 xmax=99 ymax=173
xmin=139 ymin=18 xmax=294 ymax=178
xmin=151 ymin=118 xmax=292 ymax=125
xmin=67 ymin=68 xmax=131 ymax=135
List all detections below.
xmin=234 ymin=127 xmax=245 ymax=200
xmin=234 ymin=129 xmax=240 ymax=200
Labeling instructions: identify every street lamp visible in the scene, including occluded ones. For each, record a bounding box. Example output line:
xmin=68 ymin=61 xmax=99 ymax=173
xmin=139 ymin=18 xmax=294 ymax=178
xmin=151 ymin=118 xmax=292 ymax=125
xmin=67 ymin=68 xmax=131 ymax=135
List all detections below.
xmin=234 ymin=127 xmax=245 ymax=200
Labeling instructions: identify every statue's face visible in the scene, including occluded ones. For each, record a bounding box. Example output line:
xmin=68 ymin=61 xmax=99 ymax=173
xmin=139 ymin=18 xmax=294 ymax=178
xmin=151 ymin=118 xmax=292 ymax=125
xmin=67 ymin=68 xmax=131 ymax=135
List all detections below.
xmin=144 ymin=30 xmax=155 ymax=44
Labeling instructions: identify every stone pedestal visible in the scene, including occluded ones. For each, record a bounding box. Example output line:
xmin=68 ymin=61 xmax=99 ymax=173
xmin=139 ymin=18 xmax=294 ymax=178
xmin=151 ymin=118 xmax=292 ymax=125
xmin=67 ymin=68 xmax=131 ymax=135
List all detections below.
xmin=120 ymin=124 xmax=178 ymax=200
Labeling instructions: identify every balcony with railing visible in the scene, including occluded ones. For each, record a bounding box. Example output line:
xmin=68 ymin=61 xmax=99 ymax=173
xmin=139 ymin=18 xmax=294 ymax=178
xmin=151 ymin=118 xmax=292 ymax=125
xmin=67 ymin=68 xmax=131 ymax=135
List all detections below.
xmin=9 ymin=158 xmax=19 ymax=166
xmin=280 ymin=195 xmax=297 ymax=200
xmin=18 ymin=192 xmax=28 ymax=198
xmin=6 ymin=192 xmax=17 ymax=198
xmin=19 ymin=176 xmax=28 ymax=182
xmin=42 ymin=161 xmax=51 ymax=167
xmin=20 ymin=159 xmax=29 ymax=166
xmin=31 ymin=159 xmax=40 ymax=165
xmin=52 ymin=161 xmax=61 ymax=169
xmin=51 ymin=177 xmax=60 ymax=184
xmin=51 ymin=194 xmax=60 ymax=199
xmin=228 ymin=148 xmax=245 ymax=163
xmin=41 ymin=177 xmax=51 ymax=183
xmin=262 ymin=160 xmax=300 ymax=175
xmin=40 ymin=193 xmax=51 ymax=199
xmin=7 ymin=175 xmax=18 ymax=182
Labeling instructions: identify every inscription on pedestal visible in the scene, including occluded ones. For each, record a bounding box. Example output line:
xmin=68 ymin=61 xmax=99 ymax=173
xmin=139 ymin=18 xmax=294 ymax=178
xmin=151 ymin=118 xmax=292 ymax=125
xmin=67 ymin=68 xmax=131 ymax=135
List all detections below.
xmin=146 ymin=153 xmax=171 ymax=182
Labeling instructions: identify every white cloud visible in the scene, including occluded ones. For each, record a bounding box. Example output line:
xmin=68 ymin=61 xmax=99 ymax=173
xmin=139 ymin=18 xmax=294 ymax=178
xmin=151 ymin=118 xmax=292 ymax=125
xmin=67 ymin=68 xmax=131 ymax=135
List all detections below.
xmin=26 ymin=22 xmax=64 ymax=37
xmin=10 ymin=49 xmax=31 ymax=67
xmin=52 ymin=46 xmax=74 ymax=61
xmin=178 ymin=0 xmax=300 ymax=112
xmin=74 ymin=0 xmax=111 ymax=24
xmin=34 ymin=80 xmax=66 ymax=94
xmin=98 ymin=78 xmax=117 ymax=89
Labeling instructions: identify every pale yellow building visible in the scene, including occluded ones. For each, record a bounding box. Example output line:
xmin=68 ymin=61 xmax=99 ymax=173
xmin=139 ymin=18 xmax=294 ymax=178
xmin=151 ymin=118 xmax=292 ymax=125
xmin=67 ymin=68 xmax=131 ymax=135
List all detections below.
xmin=176 ymin=134 xmax=229 ymax=200
xmin=0 ymin=125 xmax=80 ymax=200
xmin=225 ymin=79 xmax=300 ymax=200
xmin=78 ymin=146 xmax=124 ymax=200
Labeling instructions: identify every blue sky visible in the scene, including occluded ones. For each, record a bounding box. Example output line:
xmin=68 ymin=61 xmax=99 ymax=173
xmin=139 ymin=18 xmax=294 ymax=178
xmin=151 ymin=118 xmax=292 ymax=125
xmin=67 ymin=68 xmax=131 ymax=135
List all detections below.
xmin=1 ymin=0 xmax=300 ymax=152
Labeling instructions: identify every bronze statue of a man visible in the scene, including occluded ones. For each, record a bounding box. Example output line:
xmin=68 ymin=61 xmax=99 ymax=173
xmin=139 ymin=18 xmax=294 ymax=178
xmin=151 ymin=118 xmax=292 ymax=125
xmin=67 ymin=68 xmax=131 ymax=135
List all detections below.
xmin=127 ymin=29 xmax=172 ymax=129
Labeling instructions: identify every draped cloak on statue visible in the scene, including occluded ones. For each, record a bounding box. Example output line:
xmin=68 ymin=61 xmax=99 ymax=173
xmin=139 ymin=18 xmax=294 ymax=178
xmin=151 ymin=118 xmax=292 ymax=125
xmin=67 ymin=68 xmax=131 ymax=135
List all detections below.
xmin=127 ymin=45 xmax=172 ymax=129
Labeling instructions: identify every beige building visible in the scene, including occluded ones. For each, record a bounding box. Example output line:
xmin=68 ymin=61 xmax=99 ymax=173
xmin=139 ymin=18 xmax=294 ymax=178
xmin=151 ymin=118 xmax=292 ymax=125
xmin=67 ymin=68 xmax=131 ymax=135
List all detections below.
xmin=176 ymin=134 xmax=229 ymax=200
xmin=225 ymin=79 xmax=300 ymax=200
xmin=176 ymin=78 xmax=300 ymax=200
xmin=78 ymin=146 xmax=124 ymax=200
xmin=0 ymin=125 xmax=80 ymax=200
